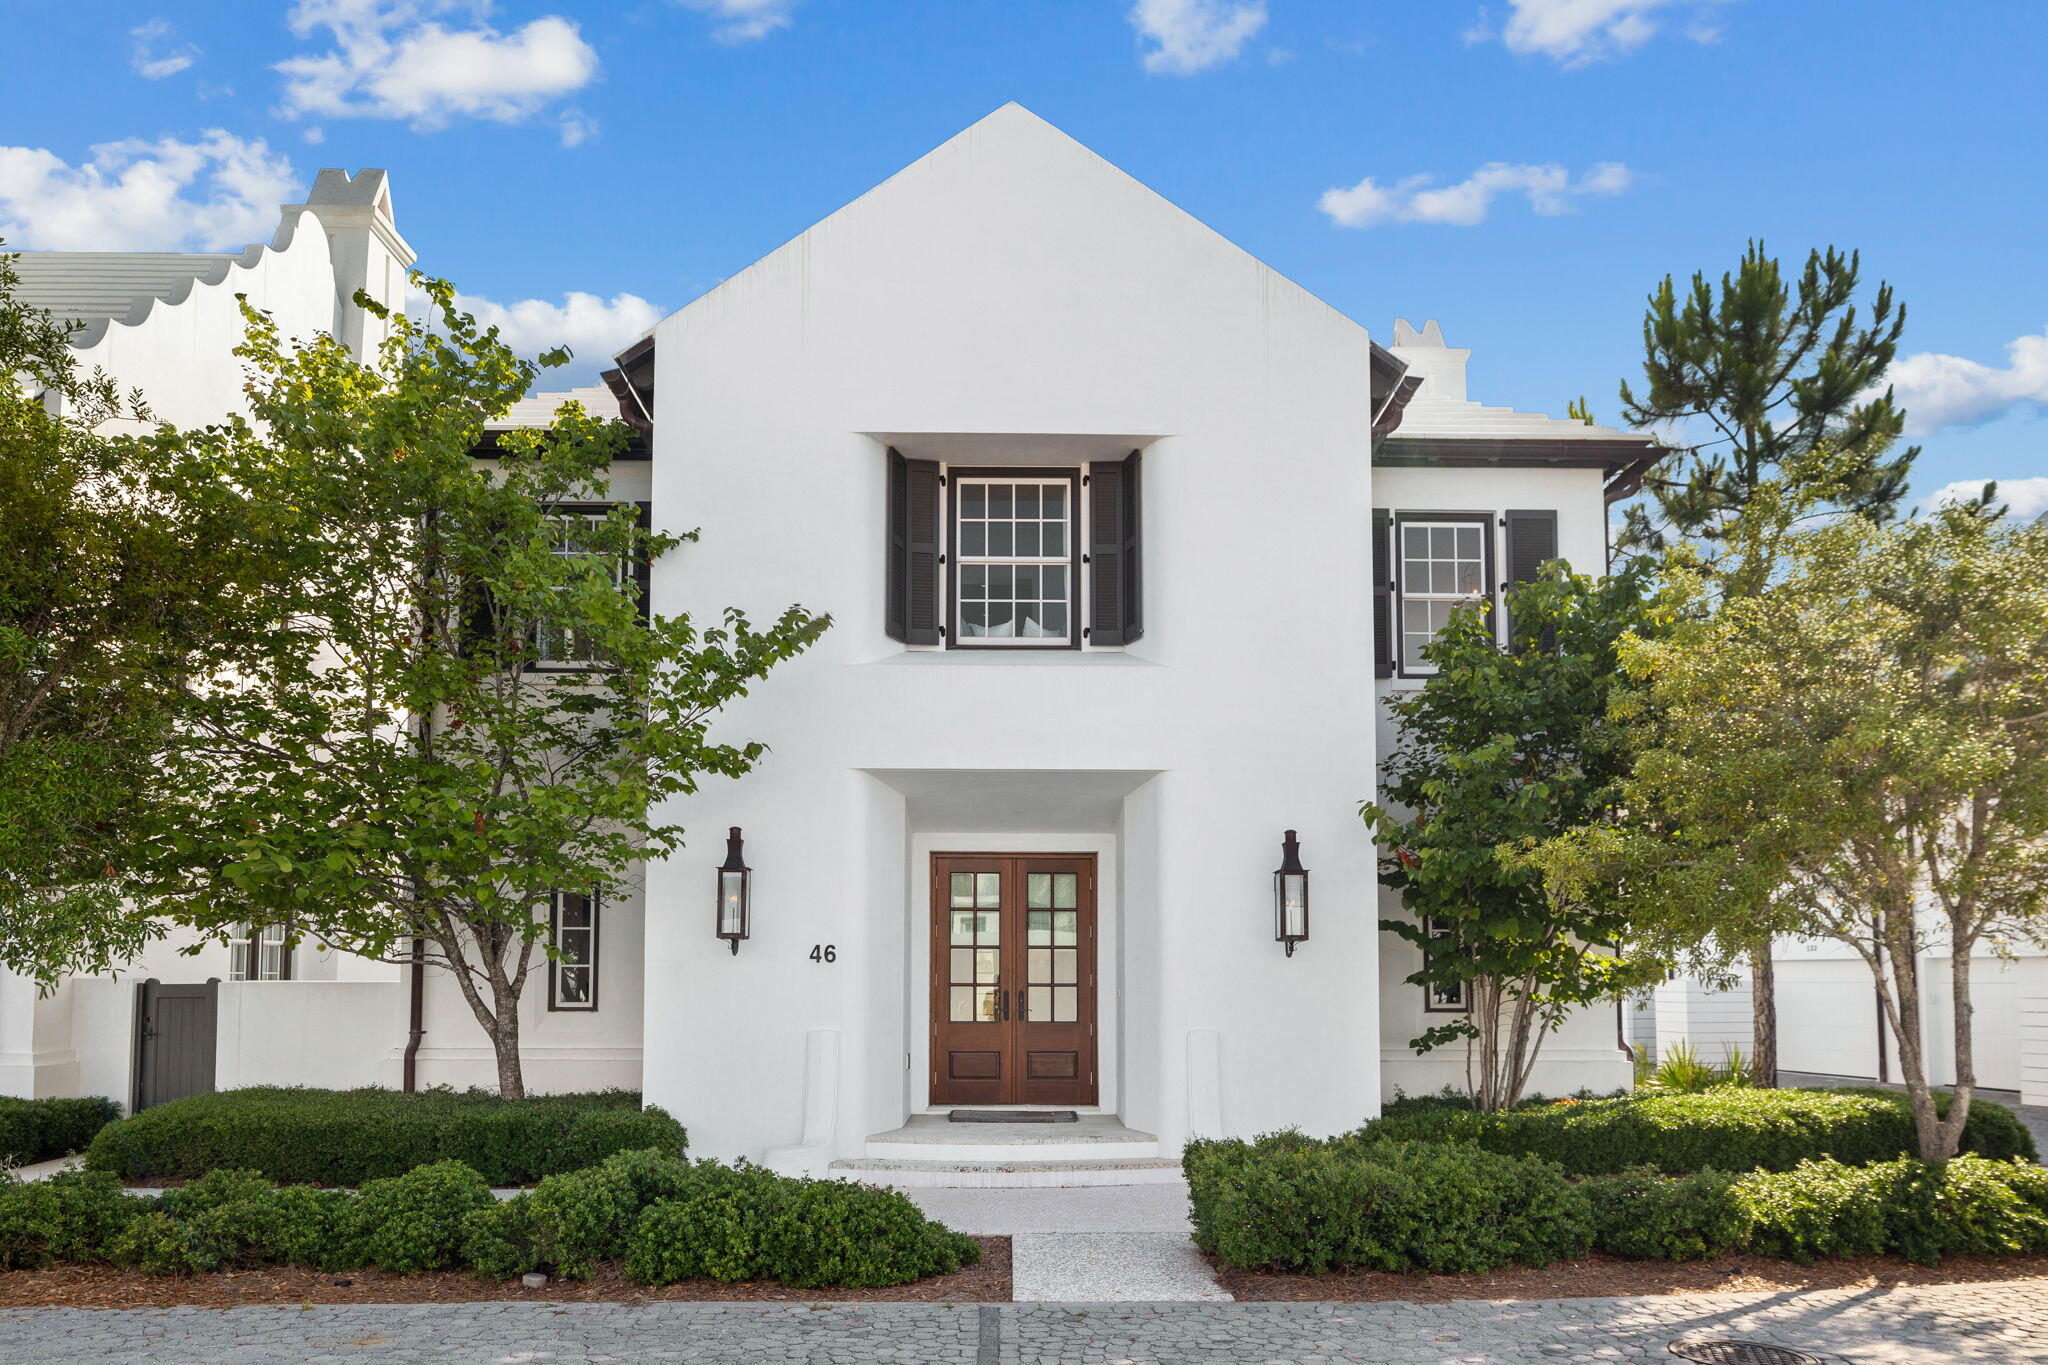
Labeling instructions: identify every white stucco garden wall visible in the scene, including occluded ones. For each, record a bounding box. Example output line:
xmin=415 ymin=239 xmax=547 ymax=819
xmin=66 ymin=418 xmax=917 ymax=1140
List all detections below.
xmin=638 ymin=104 xmax=1384 ymax=1169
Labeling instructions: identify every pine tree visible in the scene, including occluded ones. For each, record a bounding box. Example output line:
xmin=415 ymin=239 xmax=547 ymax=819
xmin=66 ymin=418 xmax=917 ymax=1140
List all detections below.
xmin=1618 ymin=241 xmax=1916 ymax=560
xmin=1614 ymin=242 xmax=1918 ymax=1085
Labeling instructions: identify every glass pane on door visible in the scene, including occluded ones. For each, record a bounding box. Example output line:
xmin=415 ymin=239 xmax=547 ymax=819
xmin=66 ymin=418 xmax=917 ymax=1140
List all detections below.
xmin=947 ymin=873 xmax=1000 ymax=1021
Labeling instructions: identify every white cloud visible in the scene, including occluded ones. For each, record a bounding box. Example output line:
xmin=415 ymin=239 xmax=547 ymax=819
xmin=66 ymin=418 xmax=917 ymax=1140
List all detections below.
xmin=1319 ymin=160 xmax=1632 ymax=228
xmin=1885 ymin=329 xmax=2048 ymax=436
xmin=1932 ymin=477 xmax=2048 ymax=522
xmin=430 ymin=288 xmax=665 ymax=384
xmin=557 ymin=110 xmax=597 ymax=147
xmin=276 ymin=1 xmax=599 ymax=130
xmin=1472 ymin=0 xmax=1723 ymax=68
xmin=1130 ymin=0 xmax=1268 ymax=75
xmin=677 ymin=0 xmax=799 ymax=42
xmin=0 ymin=131 xmax=298 ymax=251
xmin=131 ymin=18 xmax=201 ymax=79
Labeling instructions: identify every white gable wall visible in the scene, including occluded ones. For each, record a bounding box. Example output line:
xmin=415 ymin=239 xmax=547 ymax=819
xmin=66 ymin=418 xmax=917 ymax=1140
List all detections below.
xmin=640 ymin=106 xmax=1384 ymax=1165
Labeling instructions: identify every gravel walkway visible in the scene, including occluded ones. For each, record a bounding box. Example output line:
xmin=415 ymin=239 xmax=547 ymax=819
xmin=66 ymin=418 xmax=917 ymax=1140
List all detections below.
xmin=6 ymin=1279 xmax=2047 ymax=1362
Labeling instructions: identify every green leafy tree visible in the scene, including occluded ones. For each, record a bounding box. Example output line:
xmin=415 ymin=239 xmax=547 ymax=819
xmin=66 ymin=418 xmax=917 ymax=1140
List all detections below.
xmin=1535 ymin=494 xmax=2048 ymax=1160
xmin=1366 ymin=564 xmax=1660 ymax=1111
xmin=0 ymin=247 xmax=282 ymax=981
xmin=136 ymin=281 xmax=830 ymax=1097
xmin=1613 ymin=243 xmax=1919 ymax=1081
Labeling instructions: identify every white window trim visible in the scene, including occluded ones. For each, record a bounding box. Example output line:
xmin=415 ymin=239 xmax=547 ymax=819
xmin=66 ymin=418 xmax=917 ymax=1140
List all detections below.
xmin=531 ymin=510 xmax=628 ymax=671
xmin=227 ymin=922 xmax=289 ymax=981
xmin=1422 ymin=915 xmax=1470 ymax=1014
xmin=1395 ymin=513 xmax=1496 ymax=676
xmin=549 ymin=890 xmax=600 ymax=1011
xmin=947 ymin=470 xmax=1082 ymax=649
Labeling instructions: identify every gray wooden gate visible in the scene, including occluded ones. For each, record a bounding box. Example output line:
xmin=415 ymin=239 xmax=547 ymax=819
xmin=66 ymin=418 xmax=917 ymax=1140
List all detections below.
xmin=132 ymin=979 xmax=218 ymax=1112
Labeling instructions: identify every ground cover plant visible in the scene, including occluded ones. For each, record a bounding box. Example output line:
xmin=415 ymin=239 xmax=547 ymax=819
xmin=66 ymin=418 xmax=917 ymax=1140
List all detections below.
xmin=1186 ymin=1131 xmax=2048 ymax=1273
xmin=0 ymin=1095 xmax=118 ymax=1165
xmin=83 ymin=1087 xmax=684 ymax=1185
xmin=1359 ymin=1086 xmax=2035 ymax=1175
xmin=0 ymin=1148 xmax=978 ymax=1290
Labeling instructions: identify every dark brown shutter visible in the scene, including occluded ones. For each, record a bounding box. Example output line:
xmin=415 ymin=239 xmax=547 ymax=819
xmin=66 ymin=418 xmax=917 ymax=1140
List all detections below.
xmin=902 ymin=454 xmax=943 ymax=645
xmin=632 ymin=501 xmax=652 ymax=625
xmin=1088 ymin=451 xmax=1142 ymax=645
xmin=1372 ymin=508 xmax=1393 ymax=678
xmin=1504 ymin=509 xmax=1559 ymax=651
xmin=886 ymin=450 xmax=908 ymax=641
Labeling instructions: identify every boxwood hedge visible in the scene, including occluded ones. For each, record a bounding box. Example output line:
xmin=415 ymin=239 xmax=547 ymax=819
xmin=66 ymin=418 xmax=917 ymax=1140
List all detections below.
xmin=83 ymin=1087 xmax=685 ymax=1186
xmin=1358 ymin=1087 xmax=2036 ymax=1175
xmin=1188 ymin=1132 xmax=2048 ymax=1272
xmin=0 ymin=1096 xmax=119 ymax=1165
xmin=3 ymin=1148 xmax=980 ymax=1288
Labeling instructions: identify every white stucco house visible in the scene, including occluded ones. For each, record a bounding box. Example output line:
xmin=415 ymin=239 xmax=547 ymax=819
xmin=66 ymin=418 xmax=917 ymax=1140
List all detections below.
xmin=4 ymin=106 xmax=1675 ymax=1181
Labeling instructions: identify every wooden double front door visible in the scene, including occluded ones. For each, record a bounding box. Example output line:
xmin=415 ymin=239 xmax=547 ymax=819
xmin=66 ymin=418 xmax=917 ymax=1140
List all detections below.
xmin=930 ymin=854 xmax=1097 ymax=1106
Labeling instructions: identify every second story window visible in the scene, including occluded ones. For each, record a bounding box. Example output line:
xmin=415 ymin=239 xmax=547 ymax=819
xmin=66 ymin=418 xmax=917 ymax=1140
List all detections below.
xmin=534 ymin=512 xmax=625 ymax=668
xmin=886 ymin=451 xmax=1141 ymax=650
xmin=1397 ymin=516 xmax=1492 ymax=673
xmin=954 ymin=475 xmax=1077 ymax=646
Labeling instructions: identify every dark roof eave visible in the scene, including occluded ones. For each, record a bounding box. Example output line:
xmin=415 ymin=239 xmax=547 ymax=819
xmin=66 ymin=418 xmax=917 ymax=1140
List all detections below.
xmin=1378 ymin=433 xmax=1662 ymax=472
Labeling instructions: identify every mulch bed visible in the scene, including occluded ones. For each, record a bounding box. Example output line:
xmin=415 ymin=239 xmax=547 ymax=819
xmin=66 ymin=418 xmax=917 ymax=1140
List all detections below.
xmin=0 ymin=1236 xmax=1010 ymax=1309
xmin=1212 ymin=1250 xmax=2048 ymax=1302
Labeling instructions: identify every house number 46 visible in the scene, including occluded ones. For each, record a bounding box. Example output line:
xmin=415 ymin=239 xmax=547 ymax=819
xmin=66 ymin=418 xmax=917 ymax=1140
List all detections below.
xmin=809 ymin=944 xmax=838 ymax=964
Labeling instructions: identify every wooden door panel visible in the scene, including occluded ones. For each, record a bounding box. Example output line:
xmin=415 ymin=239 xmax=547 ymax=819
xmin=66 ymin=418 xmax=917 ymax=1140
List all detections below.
xmin=930 ymin=857 xmax=1011 ymax=1105
xmin=930 ymin=854 xmax=1097 ymax=1107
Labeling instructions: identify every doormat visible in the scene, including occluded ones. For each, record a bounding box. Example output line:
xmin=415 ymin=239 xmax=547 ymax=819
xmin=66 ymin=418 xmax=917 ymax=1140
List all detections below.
xmin=947 ymin=1110 xmax=1079 ymax=1124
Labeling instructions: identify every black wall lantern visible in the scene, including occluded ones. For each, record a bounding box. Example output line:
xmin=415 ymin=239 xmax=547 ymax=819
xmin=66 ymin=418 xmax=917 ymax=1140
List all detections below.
xmin=1275 ymin=829 xmax=1309 ymax=956
xmin=716 ymin=826 xmax=750 ymax=954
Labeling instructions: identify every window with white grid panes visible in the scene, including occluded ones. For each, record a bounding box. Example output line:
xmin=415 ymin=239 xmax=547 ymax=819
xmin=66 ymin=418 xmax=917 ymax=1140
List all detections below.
xmin=1399 ymin=519 xmax=1491 ymax=671
xmin=954 ymin=477 xmax=1075 ymax=645
xmin=227 ymin=922 xmax=288 ymax=981
xmin=947 ymin=871 xmax=1004 ymax=1022
xmin=1023 ymin=871 xmax=1081 ymax=1022
xmin=535 ymin=513 xmax=624 ymax=667
xmin=550 ymin=891 xmax=598 ymax=1010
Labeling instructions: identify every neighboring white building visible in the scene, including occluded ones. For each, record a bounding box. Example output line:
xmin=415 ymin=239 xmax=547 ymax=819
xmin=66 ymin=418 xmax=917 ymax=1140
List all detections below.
xmin=3 ymin=106 xmax=1668 ymax=1180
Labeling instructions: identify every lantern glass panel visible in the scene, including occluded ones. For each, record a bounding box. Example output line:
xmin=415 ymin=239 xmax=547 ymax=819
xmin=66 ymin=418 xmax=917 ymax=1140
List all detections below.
xmin=718 ymin=870 xmax=748 ymax=936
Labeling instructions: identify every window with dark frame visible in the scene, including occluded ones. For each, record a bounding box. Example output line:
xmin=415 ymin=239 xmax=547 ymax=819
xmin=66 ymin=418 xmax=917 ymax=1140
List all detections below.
xmin=549 ymin=891 xmax=599 ymax=1011
xmin=1394 ymin=513 xmax=1496 ymax=675
xmin=227 ymin=922 xmax=290 ymax=981
xmin=1422 ymin=915 xmax=1470 ymax=1013
xmin=949 ymin=470 xmax=1081 ymax=648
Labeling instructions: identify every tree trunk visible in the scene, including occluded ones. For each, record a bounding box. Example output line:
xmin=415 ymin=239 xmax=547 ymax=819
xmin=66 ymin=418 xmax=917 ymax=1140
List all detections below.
xmin=1934 ymin=932 xmax=1976 ymax=1162
xmin=488 ymin=980 xmax=527 ymax=1100
xmin=1749 ymin=942 xmax=1778 ymax=1087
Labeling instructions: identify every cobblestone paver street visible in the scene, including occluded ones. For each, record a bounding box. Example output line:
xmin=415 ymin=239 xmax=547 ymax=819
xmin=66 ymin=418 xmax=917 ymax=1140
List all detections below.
xmin=5 ymin=1280 xmax=2047 ymax=1363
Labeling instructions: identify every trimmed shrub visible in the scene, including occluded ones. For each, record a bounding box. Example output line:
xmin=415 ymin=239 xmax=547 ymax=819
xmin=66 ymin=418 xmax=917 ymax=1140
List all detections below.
xmin=1360 ymin=1087 xmax=2037 ymax=1175
xmin=0 ymin=1171 xmax=146 ymax=1269
xmin=1735 ymin=1156 xmax=2048 ymax=1266
xmin=344 ymin=1161 xmax=496 ymax=1274
xmin=84 ymin=1086 xmax=684 ymax=1185
xmin=1585 ymin=1167 xmax=1748 ymax=1260
xmin=1824 ymin=1087 xmax=2039 ymax=1163
xmin=464 ymin=1147 xmax=696 ymax=1280
xmin=107 ymin=1169 xmax=353 ymax=1275
xmin=623 ymin=1163 xmax=979 ymax=1289
xmin=1183 ymin=1132 xmax=1594 ymax=1274
xmin=0 ymin=1096 xmax=120 ymax=1165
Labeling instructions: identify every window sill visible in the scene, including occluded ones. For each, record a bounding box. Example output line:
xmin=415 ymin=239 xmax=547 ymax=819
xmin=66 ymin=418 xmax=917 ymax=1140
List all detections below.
xmin=862 ymin=649 xmax=1160 ymax=668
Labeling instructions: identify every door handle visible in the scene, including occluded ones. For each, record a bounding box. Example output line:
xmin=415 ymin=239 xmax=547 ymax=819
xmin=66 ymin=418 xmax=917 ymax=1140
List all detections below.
xmin=998 ymin=985 xmax=1009 ymax=1022
xmin=1016 ymin=988 xmax=1027 ymax=1022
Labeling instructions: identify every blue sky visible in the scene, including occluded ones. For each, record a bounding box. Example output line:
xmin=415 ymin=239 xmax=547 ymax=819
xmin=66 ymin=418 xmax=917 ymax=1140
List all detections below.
xmin=5 ymin=1 xmax=2044 ymax=513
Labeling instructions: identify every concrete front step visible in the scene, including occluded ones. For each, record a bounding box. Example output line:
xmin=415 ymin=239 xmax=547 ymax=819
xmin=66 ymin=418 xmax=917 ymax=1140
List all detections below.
xmin=861 ymin=1113 xmax=1161 ymax=1164
xmin=829 ymin=1155 xmax=1184 ymax=1189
